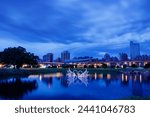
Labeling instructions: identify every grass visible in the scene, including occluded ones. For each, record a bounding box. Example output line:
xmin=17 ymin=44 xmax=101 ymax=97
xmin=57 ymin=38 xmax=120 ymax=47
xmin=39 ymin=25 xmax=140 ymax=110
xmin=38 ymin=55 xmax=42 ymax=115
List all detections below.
xmin=0 ymin=67 xmax=149 ymax=78
xmin=0 ymin=68 xmax=120 ymax=77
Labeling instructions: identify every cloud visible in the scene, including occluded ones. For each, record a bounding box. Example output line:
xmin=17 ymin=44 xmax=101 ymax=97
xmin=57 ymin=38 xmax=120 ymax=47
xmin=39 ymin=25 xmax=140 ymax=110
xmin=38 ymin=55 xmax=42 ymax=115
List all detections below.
xmin=0 ymin=0 xmax=149 ymax=58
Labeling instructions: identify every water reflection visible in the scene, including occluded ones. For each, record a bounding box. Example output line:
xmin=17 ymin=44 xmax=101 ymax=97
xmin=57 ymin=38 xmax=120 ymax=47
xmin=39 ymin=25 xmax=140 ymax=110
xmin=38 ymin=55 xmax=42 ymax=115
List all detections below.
xmin=29 ymin=73 xmax=63 ymax=79
xmin=29 ymin=73 xmax=63 ymax=88
xmin=88 ymin=72 xmax=150 ymax=97
xmin=66 ymin=69 xmax=89 ymax=86
xmin=121 ymin=74 xmax=129 ymax=86
xmin=0 ymin=78 xmax=37 ymax=99
xmin=107 ymin=74 xmax=111 ymax=79
xmin=42 ymin=78 xmax=53 ymax=88
xmin=0 ymin=71 xmax=150 ymax=100
xmin=132 ymin=74 xmax=143 ymax=97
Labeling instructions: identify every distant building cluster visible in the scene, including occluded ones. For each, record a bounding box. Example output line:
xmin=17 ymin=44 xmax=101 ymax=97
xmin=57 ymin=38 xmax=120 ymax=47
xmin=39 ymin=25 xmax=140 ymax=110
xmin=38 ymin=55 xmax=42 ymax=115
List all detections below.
xmin=41 ymin=41 xmax=150 ymax=63
xmin=130 ymin=41 xmax=140 ymax=60
xmin=61 ymin=51 xmax=70 ymax=62
xmin=42 ymin=50 xmax=70 ymax=63
xmin=135 ymin=55 xmax=150 ymax=60
xmin=0 ymin=41 xmax=149 ymax=69
xmin=43 ymin=53 xmax=53 ymax=62
xmin=38 ymin=41 xmax=150 ymax=69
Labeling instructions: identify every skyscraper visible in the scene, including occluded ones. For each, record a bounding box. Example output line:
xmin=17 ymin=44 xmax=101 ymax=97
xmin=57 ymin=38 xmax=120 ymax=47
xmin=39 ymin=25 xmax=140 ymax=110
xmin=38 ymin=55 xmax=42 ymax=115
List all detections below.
xmin=130 ymin=41 xmax=140 ymax=60
xmin=43 ymin=53 xmax=53 ymax=62
xmin=61 ymin=51 xmax=70 ymax=62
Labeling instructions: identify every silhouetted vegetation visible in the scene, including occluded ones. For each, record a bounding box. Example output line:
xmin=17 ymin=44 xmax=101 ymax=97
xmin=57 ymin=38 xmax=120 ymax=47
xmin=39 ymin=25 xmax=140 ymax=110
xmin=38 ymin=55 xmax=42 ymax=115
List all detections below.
xmin=110 ymin=65 xmax=115 ymax=68
xmin=61 ymin=64 xmax=77 ymax=68
xmin=0 ymin=46 xmax=39 ymax=68
xmin=144 ymin=62 xmax=150 ymax=69
xmin=0 ymin=52 xmax=2 ymax=63
xmin=101 ymin=63 xmax=107 ymax=68
xmin=83 ymin=65 xmax=87 ymax=68
xmin=88 ymin=65 xmax=94 ymax=68
xmin=131 ymin=64 xmax=138 ymax=68
xmin=123 ymin=64 xmax=127 ymax=69
xmin=0 ymin=78 xmax=38 ymax=99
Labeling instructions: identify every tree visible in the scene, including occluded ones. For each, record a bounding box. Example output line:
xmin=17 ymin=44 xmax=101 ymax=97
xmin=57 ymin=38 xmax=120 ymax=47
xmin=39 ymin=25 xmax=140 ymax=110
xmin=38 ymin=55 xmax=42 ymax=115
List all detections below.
xmin=0 ymin=78 xmax=37 ymax=99
xmin=123 ymin=64 xmax=127 ymax=69
xmin=131 ymin=64 xmax=138 ymax=68
xmin=102 ymin=63 xmax=107 ymax=68
xmin=84 ymin=65 xmax=87 ymax=68
xmin=88 ymin=64 xmax=94 ymax=68
xmin=144 ymin=62 xmax=150 ymax=69
xmin=0 ymin=46 xmax=39 ymax=68
xmin=0 ymin=52 xmax=2 ymax=63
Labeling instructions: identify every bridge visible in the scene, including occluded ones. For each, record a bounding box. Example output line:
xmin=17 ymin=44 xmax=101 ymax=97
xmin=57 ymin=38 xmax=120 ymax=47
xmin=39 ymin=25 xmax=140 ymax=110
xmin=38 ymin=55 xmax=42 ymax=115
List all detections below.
xmin=38 ymin=60 xmax=150 ymax=68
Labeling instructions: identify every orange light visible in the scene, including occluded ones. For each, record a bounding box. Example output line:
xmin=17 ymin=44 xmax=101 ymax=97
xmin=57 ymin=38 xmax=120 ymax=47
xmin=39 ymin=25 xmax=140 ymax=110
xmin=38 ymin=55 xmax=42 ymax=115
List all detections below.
xmin=22 ymin=64 xmax=28 ymax=68
xmin=40 ymin=64 xmax=46 ymax=68
xmin=144 ymin=62 xmax=148 ymax=66
xmin=107 ymin=63 xmax=110 ymax=66
xmin=0 ymin=64 xmax=3 ymax=68
xmin=122 ymin=74 xmax=124 ymax=81
xmin=107 ymin=74 xmax=111 ymax=79
xmin=98 ymin=74 xmax=103 ymax=78
xmin=125 ymin=75 xmax=128 ymax=81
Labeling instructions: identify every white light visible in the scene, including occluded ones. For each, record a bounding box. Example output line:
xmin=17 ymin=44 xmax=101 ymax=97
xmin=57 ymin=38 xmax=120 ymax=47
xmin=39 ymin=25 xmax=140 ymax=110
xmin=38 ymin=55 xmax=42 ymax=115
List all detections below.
xmin=67 ymin=69 xmax=89 ymax=86
xmin=94 ymin=73 xmax=97 ymax=79
xmin=40 ymin=64 xmax=47 ymax=68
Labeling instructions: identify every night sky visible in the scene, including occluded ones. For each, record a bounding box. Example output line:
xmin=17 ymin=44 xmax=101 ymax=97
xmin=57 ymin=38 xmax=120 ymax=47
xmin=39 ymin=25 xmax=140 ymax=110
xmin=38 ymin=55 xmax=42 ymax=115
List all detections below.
xmin=0 ymin=0 xmax=150 ymax=59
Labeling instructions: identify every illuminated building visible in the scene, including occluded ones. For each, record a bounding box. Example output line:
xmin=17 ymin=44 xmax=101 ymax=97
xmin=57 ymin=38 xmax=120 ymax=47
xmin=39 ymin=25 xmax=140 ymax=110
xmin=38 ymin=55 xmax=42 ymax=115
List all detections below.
xmin=61 ymin=51 xmax=70 ymax=62
xmin=130 ymin=41 xmax=140 ymax=60
xmin=43 ymin=53 xmax=53 ymax=62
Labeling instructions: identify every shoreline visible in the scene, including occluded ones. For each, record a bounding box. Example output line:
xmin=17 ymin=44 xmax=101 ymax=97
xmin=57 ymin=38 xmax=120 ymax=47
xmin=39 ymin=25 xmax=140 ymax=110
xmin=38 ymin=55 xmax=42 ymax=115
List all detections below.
xmin=0 ymin=68 xmax=149 ymax=78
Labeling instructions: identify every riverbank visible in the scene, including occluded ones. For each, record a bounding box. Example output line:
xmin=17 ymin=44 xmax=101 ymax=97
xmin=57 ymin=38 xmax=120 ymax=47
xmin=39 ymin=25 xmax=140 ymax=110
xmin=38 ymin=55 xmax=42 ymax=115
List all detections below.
xmin=0 ymin=68 xmax=120 ymax=77
xmin=0 ymin=68 xmax=149 ymax=78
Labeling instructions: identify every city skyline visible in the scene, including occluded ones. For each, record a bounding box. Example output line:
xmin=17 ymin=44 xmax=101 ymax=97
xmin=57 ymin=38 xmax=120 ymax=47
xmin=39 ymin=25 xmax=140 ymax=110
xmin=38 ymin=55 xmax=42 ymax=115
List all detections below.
xmin=0 ymin=40 xmax=149 ymax=61
xmin=41 ymin=41 xmax=150 ymax=62
xmin=42 ymin=41 xmax=149 ymax=60
xmin=1 ymin=40 xmax=150 ymax=61
xmin=0 ymin=0 xmax=150 ymax=58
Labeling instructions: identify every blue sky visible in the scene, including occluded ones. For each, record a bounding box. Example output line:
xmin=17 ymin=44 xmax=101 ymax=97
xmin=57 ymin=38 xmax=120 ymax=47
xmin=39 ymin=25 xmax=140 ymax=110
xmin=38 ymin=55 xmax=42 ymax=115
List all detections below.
xmin=0 ymin=0 xmax=150 ymax=59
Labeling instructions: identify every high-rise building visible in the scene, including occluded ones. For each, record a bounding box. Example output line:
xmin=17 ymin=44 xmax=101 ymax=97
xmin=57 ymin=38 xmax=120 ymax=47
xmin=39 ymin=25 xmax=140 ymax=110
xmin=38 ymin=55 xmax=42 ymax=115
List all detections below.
xmin=55 ymin=57 xmax=61 ymax=62
xmin=43 ymin=53 xmax=53 ymax=62
xmin=130 ymin=41 xmax=140 ymax=60
xmin=119 ymin=53 xmax=128 ymax=61
xmin=103 ymin=53 xmax=111 ymax=61
xmin=61 ymin=51 xmax=70 ymax=62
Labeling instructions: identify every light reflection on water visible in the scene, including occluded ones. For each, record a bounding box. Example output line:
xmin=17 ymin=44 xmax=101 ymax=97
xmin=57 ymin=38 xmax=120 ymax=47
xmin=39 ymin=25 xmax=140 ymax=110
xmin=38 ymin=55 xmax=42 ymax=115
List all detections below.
xmin=28 ymin=73 xmax=63 ymax=79
xmin=0 ymin=71 xmax=150 ymax=100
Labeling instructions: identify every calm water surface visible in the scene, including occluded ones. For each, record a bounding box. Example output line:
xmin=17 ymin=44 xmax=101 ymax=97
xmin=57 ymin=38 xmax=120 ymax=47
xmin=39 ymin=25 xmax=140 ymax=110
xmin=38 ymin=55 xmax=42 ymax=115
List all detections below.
xmin=0 ymin=71 xmax=150 ymax=100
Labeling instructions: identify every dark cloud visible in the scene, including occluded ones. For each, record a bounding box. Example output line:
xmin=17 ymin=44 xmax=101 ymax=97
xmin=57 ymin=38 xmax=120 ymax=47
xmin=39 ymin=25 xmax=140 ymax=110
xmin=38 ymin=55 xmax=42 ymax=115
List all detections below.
xmin=0 ymin=0 xmax=149 ymax=58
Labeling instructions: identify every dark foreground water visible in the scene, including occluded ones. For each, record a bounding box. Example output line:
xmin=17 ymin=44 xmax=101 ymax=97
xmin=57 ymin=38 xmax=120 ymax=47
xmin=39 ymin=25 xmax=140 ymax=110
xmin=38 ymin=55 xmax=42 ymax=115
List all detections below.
xmin=0 ymin=70 xmax=150 ymax=100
